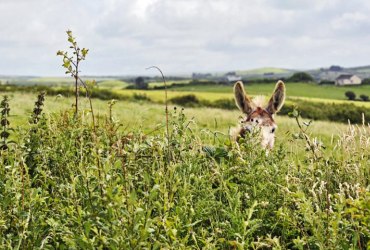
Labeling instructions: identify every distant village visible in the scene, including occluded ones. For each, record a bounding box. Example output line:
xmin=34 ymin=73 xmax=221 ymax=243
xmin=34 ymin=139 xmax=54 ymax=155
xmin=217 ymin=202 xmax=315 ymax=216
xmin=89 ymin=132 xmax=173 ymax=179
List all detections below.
xmin=192 ymin=65 xmax=370 ymax=86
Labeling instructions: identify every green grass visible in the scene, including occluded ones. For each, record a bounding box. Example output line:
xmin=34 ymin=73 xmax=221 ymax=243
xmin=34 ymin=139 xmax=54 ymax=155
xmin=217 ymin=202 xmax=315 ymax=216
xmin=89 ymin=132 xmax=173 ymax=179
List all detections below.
xmin=113 ymin=83 xmax=370 ymax=108
xmin=148 ymin=80 xmax=190 ymax=88
xmin=97 ymin=80 xmax=129 ymax=89
xmin=169 ymin=82 xmax=370 ymax=100
xmin=5 ymin=92 xmax=348 ymax=151
xmin=1 ymin=91 xmax=369 ymax=249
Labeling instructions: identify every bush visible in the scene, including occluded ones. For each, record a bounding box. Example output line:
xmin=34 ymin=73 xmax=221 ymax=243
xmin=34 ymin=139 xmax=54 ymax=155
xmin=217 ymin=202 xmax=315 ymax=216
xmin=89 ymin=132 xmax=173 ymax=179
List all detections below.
xmin=360 ymin=94 xmax=369 ymax=102
xmin=319 ymin=80 xmax=335 ymax=85
xmin=345 ymin=91 xmax=356 ymax=100
xmin=170 ymin=94 xmax=200 ymax=107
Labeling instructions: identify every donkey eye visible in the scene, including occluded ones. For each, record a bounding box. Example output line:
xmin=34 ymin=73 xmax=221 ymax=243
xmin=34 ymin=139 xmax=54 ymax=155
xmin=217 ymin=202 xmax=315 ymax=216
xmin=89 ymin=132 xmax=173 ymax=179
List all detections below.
xmin=271 ymin=128 xmax=276 ymax=133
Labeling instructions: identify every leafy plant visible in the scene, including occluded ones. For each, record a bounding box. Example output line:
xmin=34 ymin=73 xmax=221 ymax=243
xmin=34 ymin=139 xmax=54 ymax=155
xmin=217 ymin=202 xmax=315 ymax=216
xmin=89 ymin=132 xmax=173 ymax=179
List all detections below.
xmin=0 ymin=96 xmax=11 ymax=150
xmin=57 ymin=30 xmax=89 ymax=117
xmin=30 ymin=91 xmax=46 ymax=124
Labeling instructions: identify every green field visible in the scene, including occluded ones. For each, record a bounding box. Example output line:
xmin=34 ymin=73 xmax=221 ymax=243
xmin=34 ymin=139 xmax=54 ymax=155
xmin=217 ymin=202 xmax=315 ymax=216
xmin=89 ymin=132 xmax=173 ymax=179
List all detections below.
xmin=168 ymin=82 xmax=370 ymax=101
xmin=5 ymin=92 xmax=346 ymax=139
xmin=236 ymin=67 xmax=294 ymax=75
xmin=0 ymin=91 xmax=369 ymax=248
xmin=96 ymin=79 xmax=129 ymax=89
xmin=104 ymin=82 xmax=370 ymax=110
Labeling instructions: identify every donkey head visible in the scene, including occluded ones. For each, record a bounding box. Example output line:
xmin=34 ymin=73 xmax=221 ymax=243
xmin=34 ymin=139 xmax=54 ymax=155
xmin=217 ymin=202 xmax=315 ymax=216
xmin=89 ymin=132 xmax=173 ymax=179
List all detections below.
xmin=233 ymin=80 xmax=286 ymax=149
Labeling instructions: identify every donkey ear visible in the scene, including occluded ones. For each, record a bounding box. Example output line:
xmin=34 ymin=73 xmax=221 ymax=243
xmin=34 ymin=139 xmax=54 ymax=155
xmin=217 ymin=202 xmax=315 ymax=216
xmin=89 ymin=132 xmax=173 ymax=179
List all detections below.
xmin=234 ymin=81 xmax=253 ymax=114
xmin=266 ymin=80 xmax=286 ymax=114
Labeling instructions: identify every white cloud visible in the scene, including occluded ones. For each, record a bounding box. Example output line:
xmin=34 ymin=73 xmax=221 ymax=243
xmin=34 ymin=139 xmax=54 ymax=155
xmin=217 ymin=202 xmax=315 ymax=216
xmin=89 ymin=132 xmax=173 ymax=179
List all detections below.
xmin=1 ymin=0 xmax=370 ymax=76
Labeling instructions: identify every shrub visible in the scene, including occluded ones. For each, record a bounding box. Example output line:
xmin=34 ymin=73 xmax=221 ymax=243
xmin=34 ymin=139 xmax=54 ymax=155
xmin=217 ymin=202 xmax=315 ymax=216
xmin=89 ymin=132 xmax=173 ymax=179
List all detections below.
xmin=345 ymin=91 xmax=356 ymax=100
xmin=319 ymin=80 xmax=335 ymax=85
xmin=360 ymin=94 xmax=369 ymax=102
xmin=170 ymin=94 xmax=200 ymax=107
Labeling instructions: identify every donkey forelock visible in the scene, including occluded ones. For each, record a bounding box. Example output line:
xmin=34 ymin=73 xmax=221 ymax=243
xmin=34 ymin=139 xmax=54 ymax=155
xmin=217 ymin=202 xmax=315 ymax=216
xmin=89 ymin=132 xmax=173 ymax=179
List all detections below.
xmin=232 ymin=80 xmax=286 ymax=149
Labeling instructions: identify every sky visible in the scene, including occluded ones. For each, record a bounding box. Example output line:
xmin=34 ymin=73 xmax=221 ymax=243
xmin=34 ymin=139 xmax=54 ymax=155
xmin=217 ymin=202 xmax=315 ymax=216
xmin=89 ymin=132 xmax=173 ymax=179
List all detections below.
xmin=1 ymin=0 xmax=370 ymax=76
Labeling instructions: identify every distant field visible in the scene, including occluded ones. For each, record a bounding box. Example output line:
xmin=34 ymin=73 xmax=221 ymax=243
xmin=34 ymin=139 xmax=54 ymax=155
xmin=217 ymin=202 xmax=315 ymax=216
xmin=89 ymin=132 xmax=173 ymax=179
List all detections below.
xmin=236 ymin=67 xmax=294 ymax=75
xmin=147 ymin=80 xmax=190 ymax=88
xmin=3 ymin=77 xmax=370 ymax=108
xmin=112 ymin=83 xmax=370 ymax=108
xmin=168 ymin=82 xmax=370 ymax=100
xmin=6 ymin=92 xmax=347 ymax=147
xmin=97 ymin=79 xmax=129 ymax=89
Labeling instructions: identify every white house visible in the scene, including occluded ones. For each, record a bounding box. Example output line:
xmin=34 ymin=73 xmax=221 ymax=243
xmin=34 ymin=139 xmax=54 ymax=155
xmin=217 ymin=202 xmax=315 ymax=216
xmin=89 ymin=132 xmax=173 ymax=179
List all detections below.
xmin=335 ymin=74 xmax=362 ymax=86
xmin=224 ymin=72 xmax=242 ymax=83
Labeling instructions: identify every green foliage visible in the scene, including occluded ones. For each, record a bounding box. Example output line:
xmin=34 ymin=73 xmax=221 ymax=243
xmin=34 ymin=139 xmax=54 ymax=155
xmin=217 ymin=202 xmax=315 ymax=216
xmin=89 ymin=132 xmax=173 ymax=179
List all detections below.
xmin=287 ymin=72 xmax=314 ymax=82
xmin=30 ymin=92 xmax=45 ymax=124
xmin=0 ymin=96 xmax=11 ymax=150
xmin=360 ymin=94 xmax=369 ymax=102
xmin=57 ymin=30 xmax=91 ymax=116
xmin=0 ymin=98 xmax=369 ymax=248
xmin=362 ymin=78 xmax=370 ymax=85
xmin=170 ymin=94 xmax=200 ymax=107
xmin=134 ymin=76 xmax=149 ymax=89
xmin=345 ymin=91 xmax=356 ymax=100
xmin=319 ymin=80 xmax=335 ymax=85
xmin=57 ymin=30 xmax=88 ymax=77
xmin=280 ymin=100 xmax=370 ymax=124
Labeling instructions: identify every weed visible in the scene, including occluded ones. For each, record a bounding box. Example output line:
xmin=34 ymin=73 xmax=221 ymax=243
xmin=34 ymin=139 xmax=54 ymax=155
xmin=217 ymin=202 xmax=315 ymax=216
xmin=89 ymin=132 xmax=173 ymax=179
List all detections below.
xmin=0 ymin=96 xmax=11 ymax=150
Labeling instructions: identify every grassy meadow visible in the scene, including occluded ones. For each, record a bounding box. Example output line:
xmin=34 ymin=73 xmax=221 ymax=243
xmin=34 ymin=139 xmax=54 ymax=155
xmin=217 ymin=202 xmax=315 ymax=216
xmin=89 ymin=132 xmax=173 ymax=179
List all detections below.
xmin=0 ymin=89 xmax=369 ymax=248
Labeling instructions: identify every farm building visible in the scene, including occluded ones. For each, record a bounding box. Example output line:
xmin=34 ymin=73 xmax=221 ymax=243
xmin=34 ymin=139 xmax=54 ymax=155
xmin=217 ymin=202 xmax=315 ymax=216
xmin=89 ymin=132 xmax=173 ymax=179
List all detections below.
xmin=224 ymin=72 xmax=242 ymax=82
xmin=335 ymin=74 xmax=362 ymax=86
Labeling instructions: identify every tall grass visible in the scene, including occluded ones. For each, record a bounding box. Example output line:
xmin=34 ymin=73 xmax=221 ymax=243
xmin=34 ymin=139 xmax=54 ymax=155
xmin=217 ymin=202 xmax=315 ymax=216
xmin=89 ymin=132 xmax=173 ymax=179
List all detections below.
xmin=0 ymin=93 xmax=369 ymax=249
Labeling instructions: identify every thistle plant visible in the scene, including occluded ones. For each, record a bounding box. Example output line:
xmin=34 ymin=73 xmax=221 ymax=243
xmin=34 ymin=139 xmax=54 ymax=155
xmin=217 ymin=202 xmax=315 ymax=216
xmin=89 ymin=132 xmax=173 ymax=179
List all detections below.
xmin=0 ymin=96 xmax=11 ymax=150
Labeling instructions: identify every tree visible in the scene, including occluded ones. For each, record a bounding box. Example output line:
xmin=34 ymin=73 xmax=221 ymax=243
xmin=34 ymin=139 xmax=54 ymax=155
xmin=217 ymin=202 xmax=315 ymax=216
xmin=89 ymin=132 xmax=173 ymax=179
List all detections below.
xmin=345 ymin=91 xmax=356 ymax=101
xmin=360 ymin=94 xmax=369 ymax=102
xmin=287 ymin=72 xmax=314 ymax=82
xmin=361 ymin=78 xmax=370 ymax=85
xmin=135 ymin=77 xmax=148 ymax=89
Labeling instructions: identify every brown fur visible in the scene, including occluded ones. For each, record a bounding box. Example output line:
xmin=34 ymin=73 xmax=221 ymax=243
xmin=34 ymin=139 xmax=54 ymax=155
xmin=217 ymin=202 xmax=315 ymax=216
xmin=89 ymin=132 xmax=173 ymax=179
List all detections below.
xmin=245 ymin=107 xmax=275 ymax=126
xmin=232 ymin=80 xmax=286 ymax=148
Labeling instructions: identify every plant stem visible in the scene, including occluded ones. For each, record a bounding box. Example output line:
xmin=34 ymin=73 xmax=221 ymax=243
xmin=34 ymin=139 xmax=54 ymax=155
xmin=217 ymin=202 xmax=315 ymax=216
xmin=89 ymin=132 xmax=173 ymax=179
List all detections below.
xmin=146 ymin=66 xmax=171 ymax=165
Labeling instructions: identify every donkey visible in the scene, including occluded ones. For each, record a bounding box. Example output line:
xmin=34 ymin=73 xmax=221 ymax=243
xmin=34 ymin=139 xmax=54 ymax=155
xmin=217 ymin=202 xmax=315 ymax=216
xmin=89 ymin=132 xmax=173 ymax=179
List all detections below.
xmin=231 ymin=80 xmax=286 ymax=149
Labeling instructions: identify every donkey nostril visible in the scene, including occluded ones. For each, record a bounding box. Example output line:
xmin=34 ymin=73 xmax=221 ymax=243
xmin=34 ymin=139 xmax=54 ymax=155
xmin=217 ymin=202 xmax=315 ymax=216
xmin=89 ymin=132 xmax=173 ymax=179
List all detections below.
xmin=251 ymin=118 xmax=254 ymax=122
xmin=271 ymin=128 xmax=276 ymax=133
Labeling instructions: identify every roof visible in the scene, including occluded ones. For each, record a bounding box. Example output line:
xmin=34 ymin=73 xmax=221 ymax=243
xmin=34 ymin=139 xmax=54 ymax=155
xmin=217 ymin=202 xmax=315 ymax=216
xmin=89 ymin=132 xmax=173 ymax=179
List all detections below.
xmin=336 ymin=74 xmax=355 ymax=80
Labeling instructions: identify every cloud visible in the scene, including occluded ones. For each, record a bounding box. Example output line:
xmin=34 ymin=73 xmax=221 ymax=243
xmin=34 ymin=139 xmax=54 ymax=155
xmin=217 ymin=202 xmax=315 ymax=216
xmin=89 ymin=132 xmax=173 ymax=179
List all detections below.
xmin=1 ymin=0 xmax=370 ymax=76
